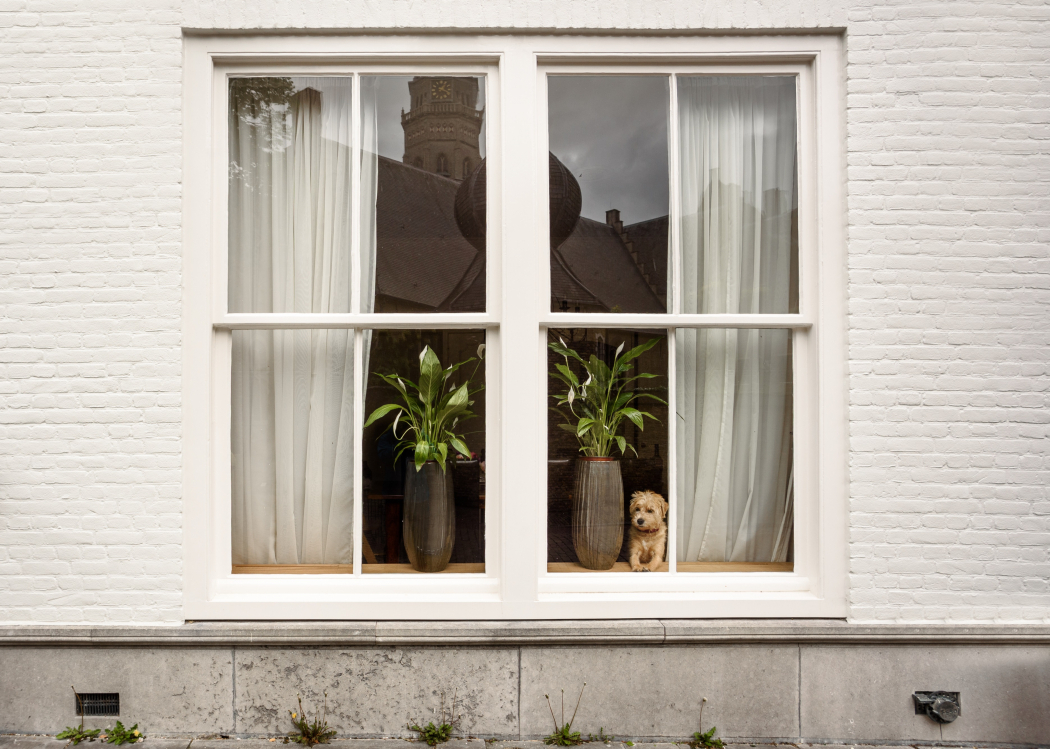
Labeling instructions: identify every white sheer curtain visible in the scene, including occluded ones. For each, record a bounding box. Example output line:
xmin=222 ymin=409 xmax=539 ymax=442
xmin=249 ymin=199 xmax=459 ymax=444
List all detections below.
xmin=229 ymin=78 xmax=356 ymax=565
xmin=676 ymin=76 xmax=797 ymax=563
xmin=359 ymin=78 xmax=379 ymax=373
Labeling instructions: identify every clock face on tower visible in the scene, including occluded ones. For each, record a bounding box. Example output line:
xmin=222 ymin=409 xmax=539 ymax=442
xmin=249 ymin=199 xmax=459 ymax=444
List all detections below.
xmin=431 ymin=79 xmax=452 ymax=100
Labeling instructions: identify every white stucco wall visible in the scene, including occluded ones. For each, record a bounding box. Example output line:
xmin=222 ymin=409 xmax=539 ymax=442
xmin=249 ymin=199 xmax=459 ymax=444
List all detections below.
xmin=0 ymin=0 xmax=1046 ymax=624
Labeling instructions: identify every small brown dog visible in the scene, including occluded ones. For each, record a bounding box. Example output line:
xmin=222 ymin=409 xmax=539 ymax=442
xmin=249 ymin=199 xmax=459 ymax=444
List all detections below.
xmin=627 ymin=490 xmax=668 ymax=572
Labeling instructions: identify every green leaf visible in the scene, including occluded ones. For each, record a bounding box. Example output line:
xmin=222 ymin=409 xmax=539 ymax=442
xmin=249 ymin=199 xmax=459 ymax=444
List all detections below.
xmin=418 ymin=346 xmax=444 ymax=405
xmin=548 ymin=339 xmax=585 ymax=363
xmin=620 ymin=407 xmax=644 ymax=430
xmin=448 ymin=436 xmax=471 ymax=458
xmin=576 ymin=417 xmax=595 ymax=437
xmin=414 ymin=441 xmax=430 ymax=471
xmin=363 ymin=403 xmax=403 ymax=428
xmin=615 ymin=435 xmax=626 ymax=454
xmin=614 ymin=336 xmax=661 ymax=371
xmin=436 ymin=442 xmax=448 ymax=472
xmin=555 ymin=363 xmax=579 ymax=387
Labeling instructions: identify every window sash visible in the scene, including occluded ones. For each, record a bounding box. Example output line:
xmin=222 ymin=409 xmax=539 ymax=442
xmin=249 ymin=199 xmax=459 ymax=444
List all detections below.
xmin=183 ymin=33 xmax=847 ymax=619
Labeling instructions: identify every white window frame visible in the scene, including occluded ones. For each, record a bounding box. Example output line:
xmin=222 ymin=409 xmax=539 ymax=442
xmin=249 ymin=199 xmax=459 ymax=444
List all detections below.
xmin=183 ymin=32 xmax=847 ymax=620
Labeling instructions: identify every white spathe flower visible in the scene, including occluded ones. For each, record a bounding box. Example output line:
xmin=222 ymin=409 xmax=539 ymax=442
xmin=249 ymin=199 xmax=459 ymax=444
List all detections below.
xmin=477 ymin=343 xmax=486 ymax=359
xmin=393 ymin=409 xmax=401 ymax=435
xmin=419 ymin=345 xmax=429 ymax=362
xmin=615 ymin=342 xmax=624 ymax=357
xmin=559 ymin=337 xmax=566 ymax=347
xmin=567 ymin=388 xmax=575 ymax=405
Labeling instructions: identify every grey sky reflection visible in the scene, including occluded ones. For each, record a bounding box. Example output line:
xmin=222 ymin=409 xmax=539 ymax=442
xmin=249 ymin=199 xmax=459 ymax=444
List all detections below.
xmin=548 ymin=76 xmax=669 ymax=224
xmin=369 ymin=75 xmax=487 ymax=161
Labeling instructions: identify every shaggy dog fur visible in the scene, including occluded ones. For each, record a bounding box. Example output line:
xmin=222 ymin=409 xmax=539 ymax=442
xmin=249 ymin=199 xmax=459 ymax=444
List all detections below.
xmin=627 ymin=490 xmax=668 ymax=572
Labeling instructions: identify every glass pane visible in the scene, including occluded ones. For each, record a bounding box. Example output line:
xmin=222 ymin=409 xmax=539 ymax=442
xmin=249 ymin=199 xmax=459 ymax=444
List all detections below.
xmin=231 ymin=329 xmax=355 ymax=568
xmin=547 ymin=76 xmax=670 ymax=314
xmin=363 ymin=329 xmax=486 ymax=572
xmin=678 ymin=76 xmax=798 ymax=315
xmin=547 ymin=329 xmax=669 ymax=572
xmin=675 ymin=328 xmax=794 ymax=569
xmin=228 ymin=77 xmax=353 ymax=314
xmin=361 ymin=76 xmax=487 ymax=313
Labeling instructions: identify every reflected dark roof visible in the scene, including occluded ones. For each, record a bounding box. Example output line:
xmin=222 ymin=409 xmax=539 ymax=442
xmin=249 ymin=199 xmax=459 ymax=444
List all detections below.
xmin=375 ymin=157 xmax=480 ymax=309
xmin=623 ymin=215 xmax=669 ymax=301
xmin=555 ymin=217 xmax=664 ymax=313
xmin=375 ymin=157 xmax=666 ymax=314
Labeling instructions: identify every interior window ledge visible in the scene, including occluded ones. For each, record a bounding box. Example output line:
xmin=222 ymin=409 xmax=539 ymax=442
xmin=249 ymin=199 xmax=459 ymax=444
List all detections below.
xmin=2 ymin=621 xmax=1049 ymax=646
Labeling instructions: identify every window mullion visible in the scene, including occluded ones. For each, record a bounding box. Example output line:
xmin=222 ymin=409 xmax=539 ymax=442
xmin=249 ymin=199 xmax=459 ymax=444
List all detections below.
xmin=499 ymin=46 xmax=544 ymax=606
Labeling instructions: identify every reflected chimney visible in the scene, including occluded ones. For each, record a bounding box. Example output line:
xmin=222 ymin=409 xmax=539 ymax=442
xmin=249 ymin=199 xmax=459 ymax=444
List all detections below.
xmin=605 ymin=209 xmax=623 ymax=234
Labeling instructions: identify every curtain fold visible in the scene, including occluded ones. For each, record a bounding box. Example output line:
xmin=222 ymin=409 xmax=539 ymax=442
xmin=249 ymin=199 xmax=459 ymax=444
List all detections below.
xmin=676 ymin=76 xmax=797 ymax=563
xmin=360 ymin=78 xmax=379 ymax=376
xmin=229 ymin=78 xmax=356 ymax=565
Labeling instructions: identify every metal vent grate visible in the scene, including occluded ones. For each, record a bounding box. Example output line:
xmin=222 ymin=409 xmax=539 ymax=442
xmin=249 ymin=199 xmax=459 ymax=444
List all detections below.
xmin=75 ymin=693 xmax=120 ymax=717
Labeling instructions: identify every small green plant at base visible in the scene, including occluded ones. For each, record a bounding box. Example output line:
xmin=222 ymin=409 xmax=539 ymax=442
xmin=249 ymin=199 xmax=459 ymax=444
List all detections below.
xmin=288 ymin=692 xmax=337 ymax=746
xmin=101 ymin=722 xmax=143 ymax=745
xmin=542 ymin=683 xmax=586 ymax=746
xmin=59 ymin=687 xmax=102 ymax=745
xmin=586 ymin=727 xmax=615 ymax=744
xmin=625 ymin=742 xmax=635 ymax=747
xmin=408 ymin=690 xmax=458 ymax=746
xmin=57 ymin=726 xmax=101 ymax=745
xmin=688 ymin=698 xmax=724 ymax=749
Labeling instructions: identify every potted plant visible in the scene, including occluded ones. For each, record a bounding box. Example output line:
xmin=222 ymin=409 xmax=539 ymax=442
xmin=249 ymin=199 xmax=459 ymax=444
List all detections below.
xmin=549 ymin=336 xmax=664 ymax=569
xmin=364 ymin=345 xmax=483 ymax=572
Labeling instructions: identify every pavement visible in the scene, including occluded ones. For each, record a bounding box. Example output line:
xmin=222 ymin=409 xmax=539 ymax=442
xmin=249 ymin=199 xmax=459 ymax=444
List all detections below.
xmin=0 ymin=737 xmax=1030 ymax=749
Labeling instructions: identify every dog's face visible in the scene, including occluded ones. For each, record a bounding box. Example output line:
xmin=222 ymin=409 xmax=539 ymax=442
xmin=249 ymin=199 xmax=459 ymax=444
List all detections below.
xmin=629 ymin=490 xmax=668 ymax=531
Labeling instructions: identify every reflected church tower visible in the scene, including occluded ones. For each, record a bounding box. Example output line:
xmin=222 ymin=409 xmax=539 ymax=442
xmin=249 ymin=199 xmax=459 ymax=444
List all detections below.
xmin=402 ymin=77 xmax=483 ymax=180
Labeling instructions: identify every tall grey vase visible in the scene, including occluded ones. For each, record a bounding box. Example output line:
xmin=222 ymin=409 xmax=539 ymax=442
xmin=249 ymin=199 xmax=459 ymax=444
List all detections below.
xmin=403 ymin=462 xmax=455 ymax=572
xmin=572 ymin=458 xmax=624 ymax=570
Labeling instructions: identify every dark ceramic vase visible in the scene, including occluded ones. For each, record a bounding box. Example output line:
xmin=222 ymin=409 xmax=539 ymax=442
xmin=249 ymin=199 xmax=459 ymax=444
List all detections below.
xmin=572 ymin=457 xmax=624 ymax=570
xmin=403 ymin=462 xmax=455 ymax=572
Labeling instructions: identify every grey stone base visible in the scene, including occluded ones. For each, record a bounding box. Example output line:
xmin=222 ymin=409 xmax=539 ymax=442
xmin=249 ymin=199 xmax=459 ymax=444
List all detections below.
xmin=0 ymin=739 xmax=1040 ymax=749
xmin=1 ymin=623 xmax=1048 ymax=747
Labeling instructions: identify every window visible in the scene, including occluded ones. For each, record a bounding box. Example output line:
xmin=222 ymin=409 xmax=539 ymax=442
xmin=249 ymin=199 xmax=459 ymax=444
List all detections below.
xmin=183 ymin=34 xmax=846 ymax=619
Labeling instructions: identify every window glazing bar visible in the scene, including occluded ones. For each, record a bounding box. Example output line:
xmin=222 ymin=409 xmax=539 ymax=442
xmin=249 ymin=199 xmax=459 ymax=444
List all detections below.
xmin=542 ymin=314 xmax=813 ymax=329
xmin=215 ymin=313 xmax=498 ymax=329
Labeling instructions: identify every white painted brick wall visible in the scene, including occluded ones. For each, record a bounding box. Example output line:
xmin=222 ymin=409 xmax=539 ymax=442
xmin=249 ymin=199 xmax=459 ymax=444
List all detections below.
xmin=0 ymin=0 xmax=183 ymax=623
xmin=846 ymin=0 xmax=1050 ymax=621
xmin=0 ymin=0 xmax=1046 ymax=623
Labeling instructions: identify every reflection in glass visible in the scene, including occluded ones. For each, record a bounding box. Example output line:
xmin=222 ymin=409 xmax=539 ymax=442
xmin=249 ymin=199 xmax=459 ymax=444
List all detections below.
xmin=678 ymin=76 xmax=798 ymax=315
xmin=228 ymin=77 xmax=353 ymax=314
xmin=547 ymin=329 xmax=669 ymax=571
xmin=361 ymin=77 xmax=487 ymax=313
xmin=231 ymin=329 xmax=355 ymax=566
xmin=362 ymin=329 xmax=486 ymax=572
xmin=676 ymin=328 xmax=793 ymax=565
xmin=547 ymin=76 xmax=670 ymax=314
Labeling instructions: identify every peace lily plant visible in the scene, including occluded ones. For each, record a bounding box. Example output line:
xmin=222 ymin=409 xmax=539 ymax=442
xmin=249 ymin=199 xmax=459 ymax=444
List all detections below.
xmin=364 ymin=344 xmax=484 ymax=472
xmin=548 ymin=337 xmax=665 ymax=457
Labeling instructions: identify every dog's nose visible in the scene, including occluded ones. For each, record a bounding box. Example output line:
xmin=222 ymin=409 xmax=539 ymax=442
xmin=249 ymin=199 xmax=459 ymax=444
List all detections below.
xmin=635 ymin=518 xmax=645 ymax=526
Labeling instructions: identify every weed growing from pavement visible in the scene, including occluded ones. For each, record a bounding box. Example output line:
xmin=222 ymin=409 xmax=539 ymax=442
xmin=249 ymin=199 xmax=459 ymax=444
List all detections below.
xmin=542 ymin=684 xmax=586 ymax=746
xmin=288 ymin=692 xmax=337 ymax=746
xmin=687 ymin=698 xmax=724 ymax=749
xmin=409 ymin=690 xmax=459 ymax=746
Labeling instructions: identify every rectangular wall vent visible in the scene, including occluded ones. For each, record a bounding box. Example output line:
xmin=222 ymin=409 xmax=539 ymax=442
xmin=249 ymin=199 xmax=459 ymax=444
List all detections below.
xmin=74 ymin=693 xmax=120 ymax=717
